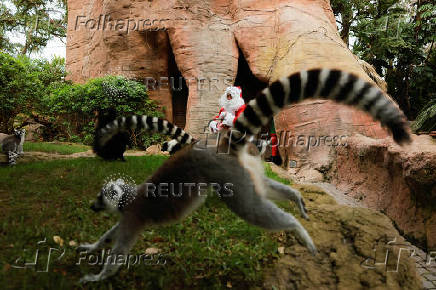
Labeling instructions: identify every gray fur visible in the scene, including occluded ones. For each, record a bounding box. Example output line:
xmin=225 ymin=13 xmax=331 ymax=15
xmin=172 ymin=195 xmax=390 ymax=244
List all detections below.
xmin=79 ymin=139 xmax=316 ymax=283
xmin=80 ymin=67 xmax=412 ymax=282
xmin=0 ymin=129 xmax=25 ymax=165
xmin=263 ymin=177 xmax=309 ymax=220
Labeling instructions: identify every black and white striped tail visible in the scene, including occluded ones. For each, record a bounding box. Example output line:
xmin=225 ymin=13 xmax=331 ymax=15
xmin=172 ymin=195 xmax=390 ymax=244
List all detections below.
xmin=161 ymin=139 xmax=185 ymax=155
xmin=94 ymin=115 xmax=195 ymax=159
xmin=234 ymin=69 xmax=411 ymax=145
xmin=8 ymin=151 xmax=18 ymax=166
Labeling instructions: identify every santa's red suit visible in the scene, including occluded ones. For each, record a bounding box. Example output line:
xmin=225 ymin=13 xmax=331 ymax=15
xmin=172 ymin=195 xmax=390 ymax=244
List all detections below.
xmin=209 ymin=86 xmax=246 ymax=133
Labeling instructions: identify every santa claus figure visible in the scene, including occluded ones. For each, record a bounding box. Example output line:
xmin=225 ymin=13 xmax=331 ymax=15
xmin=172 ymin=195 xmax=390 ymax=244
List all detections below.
xmin=209 ymin=86 xmax=246 ymax=133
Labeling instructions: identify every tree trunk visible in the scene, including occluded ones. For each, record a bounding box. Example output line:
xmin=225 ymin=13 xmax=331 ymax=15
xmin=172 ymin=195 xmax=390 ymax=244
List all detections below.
xmin=66 ymin=0 xmax=393 ymax=167
xmin=339 ymin=7 xmax=353 ymax=47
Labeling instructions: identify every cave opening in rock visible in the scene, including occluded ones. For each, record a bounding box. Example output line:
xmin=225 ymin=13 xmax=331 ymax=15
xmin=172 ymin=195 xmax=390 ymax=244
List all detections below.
xmin=168 ymin=43 xmax=189 ymax=128
xmin=234 ymin=45 xmax=277 ymax=160
xmin=234 ymin=46 xmax=268 ymax=102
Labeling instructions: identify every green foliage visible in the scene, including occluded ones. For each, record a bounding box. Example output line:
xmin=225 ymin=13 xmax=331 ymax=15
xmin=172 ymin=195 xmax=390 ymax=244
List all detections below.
xmin=0 ymin=0 xmax=66 ymax=55
xmin=411 ymin=100 xmax=436 ymax=133
xmin=43 ymin=75 xmax=164 ymax=145
xmin=0 ymin=52 xmax=43 ymax=132
xmin=0 ymin=52 xmax=66 ymax=132
xmin=138 ymin=133 xmax=166 ymax=149
xmin=331 ymin=0 xmax=436 ymax=119
xmin=0 ymin=52 xmax=163 ymax=147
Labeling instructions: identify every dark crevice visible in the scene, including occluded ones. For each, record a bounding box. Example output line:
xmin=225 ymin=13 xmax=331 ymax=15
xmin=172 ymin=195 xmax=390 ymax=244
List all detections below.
xmin=167 ymin=39 xmax=188 ymax=128
xmin=234 ymin=44 xmax=275 ymax=143
xmin=234 ymin=45 xmax=268 ymax=102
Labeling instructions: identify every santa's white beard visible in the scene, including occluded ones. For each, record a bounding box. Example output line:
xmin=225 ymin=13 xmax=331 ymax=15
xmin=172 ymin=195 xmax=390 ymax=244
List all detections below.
xmin=220 ymin=95 xmax=245 ymax=113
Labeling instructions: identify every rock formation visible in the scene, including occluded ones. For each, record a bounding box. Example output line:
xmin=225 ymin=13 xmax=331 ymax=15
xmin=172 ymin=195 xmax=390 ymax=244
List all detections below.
xmin=66 ymin=0 xmax=390 ymax=169
xmin=328 ymin=134 xmax=436 ymax=249
xmin=66 ymin=0 xmax=435 ymax=256
xmin=263 ymin=181 xmax=421 ymax=290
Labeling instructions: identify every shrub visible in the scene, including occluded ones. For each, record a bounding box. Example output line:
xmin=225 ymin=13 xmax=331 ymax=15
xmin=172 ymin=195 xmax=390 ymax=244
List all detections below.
xmin=43 ymin=75 xmax=164 ymax=146
xmin=0 ymin=52 xmax=43 ymax=133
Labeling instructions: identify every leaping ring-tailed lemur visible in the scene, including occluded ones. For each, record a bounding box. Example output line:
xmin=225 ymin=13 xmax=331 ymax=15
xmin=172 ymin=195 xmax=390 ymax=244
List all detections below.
xmin=0 ymin=129 xmax=26 ymax=166
xmin=79 ymin=69 xmax=411 ymax=283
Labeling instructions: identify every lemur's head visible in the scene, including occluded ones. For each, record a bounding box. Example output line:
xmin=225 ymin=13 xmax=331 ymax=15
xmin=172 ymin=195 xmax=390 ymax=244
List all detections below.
xmin=14 ymin=129 xmax=25 ymax=138
xmin=90 ymin=178 xmax=137 ymax=213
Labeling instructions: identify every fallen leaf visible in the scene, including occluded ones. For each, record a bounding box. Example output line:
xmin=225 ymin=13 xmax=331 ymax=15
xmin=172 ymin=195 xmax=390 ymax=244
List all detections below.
xmin=53 ymin=236 xmax=64 ymax=247
xmin=3 ymin=264 xmax=10 ymax=272
xmin=145 ymin=247 xmax=160 ymax=254
xmin=226 ymin=281 xmax=232 ymax=288
xmin=151 ymin=237 xmax=164 ymax=243
xmin=278 ymin=247 xmax=285 ymax=254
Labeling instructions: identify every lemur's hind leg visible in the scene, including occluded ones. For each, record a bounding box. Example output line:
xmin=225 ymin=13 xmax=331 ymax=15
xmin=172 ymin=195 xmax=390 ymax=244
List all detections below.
xmin=79 ymin=218 xmax=143 ymax=283
xmin=222 ymin=189 xmax=317 ymax=254
xmin=77 ymin=223 xmax=119 ymax=254
xmin=264 ymin=177 xmax=309 ymax=220
xmin=17 ymin=144 xmax=24 ymax=156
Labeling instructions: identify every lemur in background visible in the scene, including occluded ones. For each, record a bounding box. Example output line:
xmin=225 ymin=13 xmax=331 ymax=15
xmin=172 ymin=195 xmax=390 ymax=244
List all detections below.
xmin=93 ymin=108 xmax=130 ymax=161
xmin=79 ymin=69 xmax=411 ymax=283
xmin=0 ymin=129 xmax=26 ymax=165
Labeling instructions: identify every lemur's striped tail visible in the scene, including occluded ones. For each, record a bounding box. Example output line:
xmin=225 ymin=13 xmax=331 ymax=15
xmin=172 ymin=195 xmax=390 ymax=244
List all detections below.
xmin=234 ymin=69 xmax=411 ymax=145
xmin=96 ymin=69 xmax=411 ymax=158
xmin=93 ymin=115 xmax=195 ymax=159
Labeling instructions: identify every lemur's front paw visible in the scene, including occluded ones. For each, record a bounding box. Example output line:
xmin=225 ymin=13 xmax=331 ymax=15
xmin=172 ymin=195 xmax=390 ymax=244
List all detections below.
xmin=291 ymin=189 xmax=310 ymax=220
xmin=79 ymin=273 xmax=102 ymax=283
xmin=294 ymin=225 xmax=317 ymax=255
xmin=305 ymin=238 xmax=317 ymax=255
xmin=76 ymin=243 xmax=97 ymax=253
xmin=299 ymin=198 xmax=310 ymax=220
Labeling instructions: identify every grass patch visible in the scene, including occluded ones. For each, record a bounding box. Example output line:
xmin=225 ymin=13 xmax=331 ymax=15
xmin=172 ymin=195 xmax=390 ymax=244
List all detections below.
xmin=264 ymin=163 xmax=292 ymax=185
xmin=23 ymin=142 xmax=90 ymax=155
xmin=0 ymin=156 xmax=302 ymax=289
